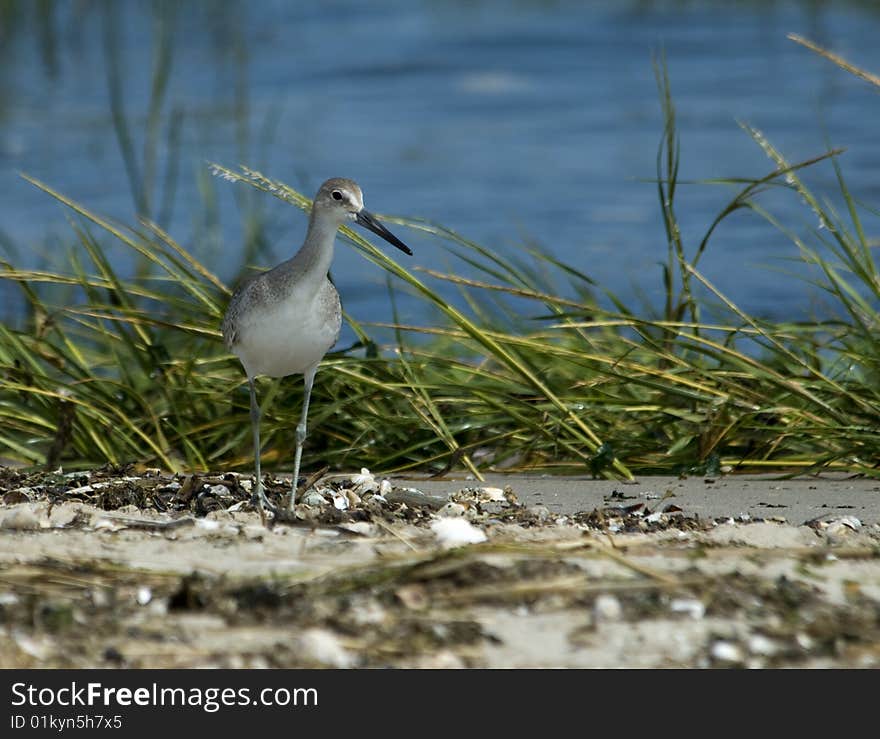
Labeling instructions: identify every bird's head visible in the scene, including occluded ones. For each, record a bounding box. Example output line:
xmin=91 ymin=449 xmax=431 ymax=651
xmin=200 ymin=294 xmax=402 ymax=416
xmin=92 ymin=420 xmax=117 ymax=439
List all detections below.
xmin=313 ymin=178 xmax=412 ymax=255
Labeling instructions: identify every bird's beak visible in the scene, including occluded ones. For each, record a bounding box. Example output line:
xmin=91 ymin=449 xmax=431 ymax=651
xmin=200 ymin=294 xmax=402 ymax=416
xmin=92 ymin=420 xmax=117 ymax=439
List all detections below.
xmin=355 ymin=209 xmax=413 ymax=255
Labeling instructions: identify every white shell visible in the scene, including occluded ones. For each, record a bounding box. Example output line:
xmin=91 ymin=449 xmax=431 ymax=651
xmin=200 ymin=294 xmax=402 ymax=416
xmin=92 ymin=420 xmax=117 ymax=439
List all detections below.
xmin=430 ymin=517 xmax=487 ymax=548
xmin=301 ymin=491 xmax=328 ymax=507
xmin=593 ymin=594 xmax=623 ymax=622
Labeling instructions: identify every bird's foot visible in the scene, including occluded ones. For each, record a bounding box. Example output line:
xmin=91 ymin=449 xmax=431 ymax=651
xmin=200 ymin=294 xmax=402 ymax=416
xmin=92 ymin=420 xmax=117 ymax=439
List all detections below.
xmin=251 ymin=480 xmax=278 ymax=523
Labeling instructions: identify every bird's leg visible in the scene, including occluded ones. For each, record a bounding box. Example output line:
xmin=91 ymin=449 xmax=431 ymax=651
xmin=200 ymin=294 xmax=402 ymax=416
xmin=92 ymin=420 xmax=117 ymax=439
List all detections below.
xmin=248 ymin=376 xmax=275 ymax=517
xmin=290 ymin=365 xmax=317 ymax=510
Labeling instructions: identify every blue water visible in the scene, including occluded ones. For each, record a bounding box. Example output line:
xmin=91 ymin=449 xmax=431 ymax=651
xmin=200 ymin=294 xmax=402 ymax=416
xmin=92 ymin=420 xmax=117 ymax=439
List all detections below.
xmin=1 ymin=0 xmax=879 ymax=335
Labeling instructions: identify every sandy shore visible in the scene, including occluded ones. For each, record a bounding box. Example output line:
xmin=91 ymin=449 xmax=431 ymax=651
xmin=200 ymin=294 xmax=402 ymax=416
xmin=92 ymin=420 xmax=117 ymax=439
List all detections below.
xmin=394 ymin=472 xmax=880 ymax=524
xmin=1 ymin=469 xmax=878 ymax=668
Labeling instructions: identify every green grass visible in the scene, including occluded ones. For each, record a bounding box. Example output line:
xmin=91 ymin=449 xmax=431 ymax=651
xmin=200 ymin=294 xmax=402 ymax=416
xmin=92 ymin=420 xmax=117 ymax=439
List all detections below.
xmin=1 ymin=48 xmax=878 ymax=479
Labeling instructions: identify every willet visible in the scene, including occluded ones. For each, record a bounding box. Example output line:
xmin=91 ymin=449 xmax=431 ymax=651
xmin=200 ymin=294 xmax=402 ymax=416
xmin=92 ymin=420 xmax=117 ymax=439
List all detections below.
xmin=222 ymin=178 xmax=412 ymax=516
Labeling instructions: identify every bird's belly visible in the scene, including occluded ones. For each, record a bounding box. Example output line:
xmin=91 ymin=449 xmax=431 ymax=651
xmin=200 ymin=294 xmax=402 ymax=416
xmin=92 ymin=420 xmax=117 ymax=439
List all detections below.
xmin=232 ymin=291 xmax=341 ymax=379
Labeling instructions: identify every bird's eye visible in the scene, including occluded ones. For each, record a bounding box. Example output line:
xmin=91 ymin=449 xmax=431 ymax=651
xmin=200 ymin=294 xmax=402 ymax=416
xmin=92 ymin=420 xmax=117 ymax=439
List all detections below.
xmin=331 ymin=190 xmax=343 ymax=201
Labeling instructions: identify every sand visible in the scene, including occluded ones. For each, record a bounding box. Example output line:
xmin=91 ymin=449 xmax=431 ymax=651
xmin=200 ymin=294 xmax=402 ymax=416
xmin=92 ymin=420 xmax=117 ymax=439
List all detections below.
xmin=1 ymin=470 xmax=878 ymax=668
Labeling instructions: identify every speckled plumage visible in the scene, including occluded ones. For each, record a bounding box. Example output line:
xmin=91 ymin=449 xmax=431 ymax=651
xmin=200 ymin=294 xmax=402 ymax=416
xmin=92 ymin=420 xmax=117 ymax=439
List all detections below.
xmin=221 ymin=257 xmax=342 ymax=378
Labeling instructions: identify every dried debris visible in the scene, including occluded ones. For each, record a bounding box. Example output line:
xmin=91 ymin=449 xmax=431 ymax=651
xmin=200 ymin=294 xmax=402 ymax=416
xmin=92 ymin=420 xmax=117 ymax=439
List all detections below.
xmin=1 ymin=464 xmax=879 ymax=668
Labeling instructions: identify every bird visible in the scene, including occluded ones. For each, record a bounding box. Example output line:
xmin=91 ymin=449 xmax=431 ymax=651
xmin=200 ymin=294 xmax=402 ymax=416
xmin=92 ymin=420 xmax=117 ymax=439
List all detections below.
xmin=221 ymin=178 xmax=412 ymax=517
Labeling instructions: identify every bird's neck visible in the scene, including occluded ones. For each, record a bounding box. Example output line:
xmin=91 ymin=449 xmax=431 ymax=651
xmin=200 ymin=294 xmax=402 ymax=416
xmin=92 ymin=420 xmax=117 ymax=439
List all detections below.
xmin=294 ymin=210 xmax=340 ymax=283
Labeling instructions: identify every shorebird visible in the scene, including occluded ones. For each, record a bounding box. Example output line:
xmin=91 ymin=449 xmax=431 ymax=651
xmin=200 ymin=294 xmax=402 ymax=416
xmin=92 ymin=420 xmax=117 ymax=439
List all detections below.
xmin=222 ymin=178 xmax=412 ymax=516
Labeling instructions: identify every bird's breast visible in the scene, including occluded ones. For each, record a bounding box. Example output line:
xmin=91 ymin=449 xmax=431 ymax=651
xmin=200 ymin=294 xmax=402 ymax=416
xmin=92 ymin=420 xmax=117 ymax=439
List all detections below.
xmin=229 ymin=279 xmax=341 ymax=379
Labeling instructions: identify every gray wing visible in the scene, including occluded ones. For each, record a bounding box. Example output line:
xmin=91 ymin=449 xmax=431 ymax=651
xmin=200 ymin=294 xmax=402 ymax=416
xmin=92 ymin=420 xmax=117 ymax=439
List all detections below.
xmin=221 ymin=276 xmax=258 ymax=350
